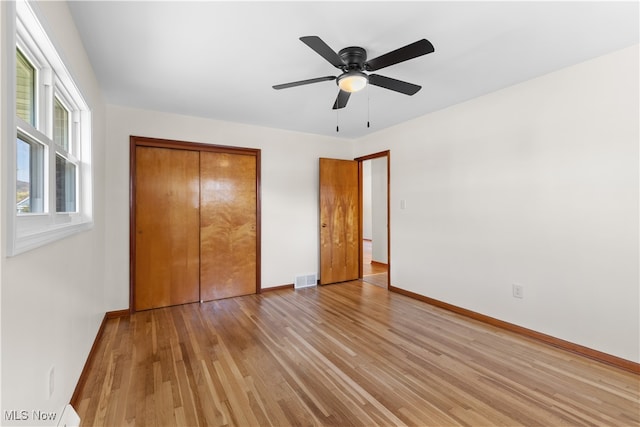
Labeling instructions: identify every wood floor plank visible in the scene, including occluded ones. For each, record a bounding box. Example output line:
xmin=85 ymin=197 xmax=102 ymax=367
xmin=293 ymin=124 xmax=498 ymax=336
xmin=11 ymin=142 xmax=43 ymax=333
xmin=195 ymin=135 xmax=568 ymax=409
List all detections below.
xmin=75 ymin=281 xmax=639 ymax=426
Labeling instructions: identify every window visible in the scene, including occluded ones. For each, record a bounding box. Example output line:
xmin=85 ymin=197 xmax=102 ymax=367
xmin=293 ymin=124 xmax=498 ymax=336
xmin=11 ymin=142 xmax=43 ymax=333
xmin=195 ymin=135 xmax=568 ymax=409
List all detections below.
xmin=56 ymin=154 xmax=76 ymax=213
xmin=53 ymin=97 xmax=77 ymax=213
xmin=16 ymin=49 xmax=35 ymax=125
xmin=54 ymin=98 xmax=69 ymax=151
xmin=7 ymin=0 xmax=93 ymax=255
xmin=16 ymin=135 xmax=44 ymax=214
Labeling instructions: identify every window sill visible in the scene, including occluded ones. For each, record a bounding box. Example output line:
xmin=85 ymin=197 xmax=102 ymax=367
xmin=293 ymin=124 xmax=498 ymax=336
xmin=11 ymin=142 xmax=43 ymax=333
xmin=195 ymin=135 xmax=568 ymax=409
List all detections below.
xmin=9 ymin=218 xmax=93 ymax=256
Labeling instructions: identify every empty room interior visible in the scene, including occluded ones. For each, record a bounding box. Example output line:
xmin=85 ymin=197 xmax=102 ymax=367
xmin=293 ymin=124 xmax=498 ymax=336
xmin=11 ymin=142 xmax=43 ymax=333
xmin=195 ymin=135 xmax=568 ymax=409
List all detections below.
xmin=1 ymin=1 xmax=639 ymax=426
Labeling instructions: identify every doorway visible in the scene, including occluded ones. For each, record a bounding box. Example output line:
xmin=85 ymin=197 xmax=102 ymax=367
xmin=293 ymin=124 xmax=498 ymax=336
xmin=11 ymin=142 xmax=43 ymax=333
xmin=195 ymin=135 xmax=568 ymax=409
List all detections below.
xmin=357 ymin=152 xmax=390 ymax=288
xmin=317 ymin=152 xmax=390 ymax=287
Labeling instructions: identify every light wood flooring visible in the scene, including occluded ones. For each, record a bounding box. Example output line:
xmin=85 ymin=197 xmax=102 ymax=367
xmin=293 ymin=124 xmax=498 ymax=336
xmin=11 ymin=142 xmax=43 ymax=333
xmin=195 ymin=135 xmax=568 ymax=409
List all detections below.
xmin=362 ymin=239 xmax=388 ymax=288
xmin=75 ymin=282 xmax=639 ymax=426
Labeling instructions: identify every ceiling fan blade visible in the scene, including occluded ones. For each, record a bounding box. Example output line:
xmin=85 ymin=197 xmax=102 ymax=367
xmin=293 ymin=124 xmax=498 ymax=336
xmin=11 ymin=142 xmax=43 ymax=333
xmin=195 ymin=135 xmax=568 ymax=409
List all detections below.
xmin=365 ymin=39 xmax=434 ymax=71
xmin=300 ymin=36 xmax=344 ymax=68
xmin=369 ymin=74 xmax=421 ymax=95
xmin=332 ymin=90 xmax=351 ymax=110
xmin=273 ymin=75 xmax=336 ymax=90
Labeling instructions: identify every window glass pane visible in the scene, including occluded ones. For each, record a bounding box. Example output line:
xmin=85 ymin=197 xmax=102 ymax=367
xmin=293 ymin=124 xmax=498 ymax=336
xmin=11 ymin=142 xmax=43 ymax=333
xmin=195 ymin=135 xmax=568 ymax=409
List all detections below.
xmin=56 ymin=154 xmax=76 ymax=212
xmin=54 ymin=98 xmax=69 ymax=151
xmin=17 ymin=136 xmax=44 ymax=214
xmin=16 ymin=49 xmax=35 ymax=125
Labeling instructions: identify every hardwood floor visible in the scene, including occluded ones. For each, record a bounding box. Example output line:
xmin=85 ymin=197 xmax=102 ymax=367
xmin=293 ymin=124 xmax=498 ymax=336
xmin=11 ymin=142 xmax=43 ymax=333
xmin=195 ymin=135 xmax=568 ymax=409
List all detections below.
xmin=362 ymin=240 xmax=388 ymax=288
xmin=75 ymin=282 xmax=639 ymax=426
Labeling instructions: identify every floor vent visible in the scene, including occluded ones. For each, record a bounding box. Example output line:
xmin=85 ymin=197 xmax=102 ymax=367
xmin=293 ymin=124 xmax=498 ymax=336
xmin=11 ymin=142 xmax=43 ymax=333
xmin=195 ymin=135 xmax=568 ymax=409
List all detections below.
xmin=295 ymin=273 xmax=317 ymax=289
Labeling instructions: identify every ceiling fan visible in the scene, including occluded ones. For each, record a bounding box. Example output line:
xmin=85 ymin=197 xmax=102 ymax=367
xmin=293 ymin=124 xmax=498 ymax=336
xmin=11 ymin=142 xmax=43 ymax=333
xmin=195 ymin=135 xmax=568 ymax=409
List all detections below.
xmin=273 ymin=36 xmax=435 ymax=110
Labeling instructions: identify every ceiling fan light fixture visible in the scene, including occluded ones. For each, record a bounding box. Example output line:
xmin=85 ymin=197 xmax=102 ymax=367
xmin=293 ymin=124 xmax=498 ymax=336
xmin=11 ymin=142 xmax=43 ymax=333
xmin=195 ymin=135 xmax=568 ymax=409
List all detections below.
xmin=337 ymin=71 xmax=368 ymax=93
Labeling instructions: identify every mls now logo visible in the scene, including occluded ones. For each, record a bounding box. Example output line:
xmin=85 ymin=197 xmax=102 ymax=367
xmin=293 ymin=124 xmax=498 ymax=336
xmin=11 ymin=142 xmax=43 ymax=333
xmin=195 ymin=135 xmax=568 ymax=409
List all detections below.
xmin=4 ymin=410 xmax=57 ymax=422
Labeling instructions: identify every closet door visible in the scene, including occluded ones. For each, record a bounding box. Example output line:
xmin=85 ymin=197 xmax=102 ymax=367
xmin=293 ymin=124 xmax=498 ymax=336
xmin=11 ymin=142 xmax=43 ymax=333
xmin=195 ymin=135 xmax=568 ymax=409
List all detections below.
xmin=200 ymin=152 xmax=257 ymax=301
xmin=134 ymin=146 xmax=200 ymax=310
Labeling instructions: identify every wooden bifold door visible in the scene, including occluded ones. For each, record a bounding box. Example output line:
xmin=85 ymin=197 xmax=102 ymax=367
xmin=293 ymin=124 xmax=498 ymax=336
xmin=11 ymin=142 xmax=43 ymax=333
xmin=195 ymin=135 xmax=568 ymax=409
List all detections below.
xmin=131 ymin=136 xmax=260 ymax=312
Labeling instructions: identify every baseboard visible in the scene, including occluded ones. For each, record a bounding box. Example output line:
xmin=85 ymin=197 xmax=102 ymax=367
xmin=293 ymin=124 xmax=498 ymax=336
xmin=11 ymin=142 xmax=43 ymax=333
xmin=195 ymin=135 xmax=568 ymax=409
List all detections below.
xmin=370 ymin=261 xmax=388 ymax=268
xmin=70 ymin=309 xmax=130 ymax=407
xmin=389 ymin=285 xmax=639 ymax=374
xmin=105 ymin=309 xmax=130 ymax=319
xmin=260 ymin=283 xmax=294 ymax=292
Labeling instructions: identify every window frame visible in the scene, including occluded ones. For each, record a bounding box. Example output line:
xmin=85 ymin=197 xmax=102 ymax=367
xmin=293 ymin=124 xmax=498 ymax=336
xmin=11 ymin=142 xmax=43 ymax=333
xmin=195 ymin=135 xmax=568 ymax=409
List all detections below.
xmin=15 ymin=47 xmax=36 ymax=126
xmin=53 ymin=88 xmax=80 ymax=214
xmin=15 ymin=126 xmax=47 ymax=215
xmin=4 ymin=0 xmax=93 ymax=256
xmin=54 ymin=95 xmax=70 ymax=152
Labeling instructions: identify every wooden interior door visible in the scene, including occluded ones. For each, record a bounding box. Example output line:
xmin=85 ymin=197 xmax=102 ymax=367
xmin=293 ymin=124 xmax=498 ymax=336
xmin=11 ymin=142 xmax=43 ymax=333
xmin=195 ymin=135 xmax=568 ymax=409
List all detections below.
xmin=319 ymin=158 xmax=360 ymax=285
xmin=134 ymin=146 xmax=200 ymax=310
xmin=200 ymin=152 xmax=257 ymax=301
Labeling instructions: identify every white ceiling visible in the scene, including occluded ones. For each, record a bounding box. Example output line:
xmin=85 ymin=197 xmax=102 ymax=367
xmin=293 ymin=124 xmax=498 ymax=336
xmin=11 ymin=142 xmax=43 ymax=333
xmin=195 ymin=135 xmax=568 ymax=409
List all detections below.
xmin=67 ymin=1 xmax=639 ymax=139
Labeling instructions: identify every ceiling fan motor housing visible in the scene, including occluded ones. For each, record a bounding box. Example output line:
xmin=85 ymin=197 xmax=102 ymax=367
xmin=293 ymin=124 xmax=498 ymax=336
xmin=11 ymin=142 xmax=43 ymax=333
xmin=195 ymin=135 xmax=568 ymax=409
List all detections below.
xmin=339 ymin=47 xmax=367 ymax=71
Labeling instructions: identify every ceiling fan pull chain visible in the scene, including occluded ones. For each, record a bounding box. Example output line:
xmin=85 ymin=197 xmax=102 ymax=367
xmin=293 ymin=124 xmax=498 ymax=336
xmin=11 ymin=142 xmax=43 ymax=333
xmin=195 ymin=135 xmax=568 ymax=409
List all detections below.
xmin=367 ymin=85 xmax=371 ymax=128
xmin=336 ymin=106 xmax=340 ymax=132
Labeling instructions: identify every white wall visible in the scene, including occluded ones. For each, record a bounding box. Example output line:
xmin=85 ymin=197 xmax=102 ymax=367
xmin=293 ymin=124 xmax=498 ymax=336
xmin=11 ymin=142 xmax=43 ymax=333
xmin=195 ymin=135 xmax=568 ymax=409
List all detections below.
xmin=371 ymin=157 xmax=388 ymax=264
xmin=1 ymin=1 xmax=107 ymax=425
xmin=104 ymin=105 xmax=354 ymax=311
xmin=362 ymin=161 xmax=372 ymax=240
xmin=0 ymin=1 xmax=6 ymax=416
xmin=355 ymin=45 xmax=639 ymax=363
xmin=363 ymin=158 xmax=389 ymax=262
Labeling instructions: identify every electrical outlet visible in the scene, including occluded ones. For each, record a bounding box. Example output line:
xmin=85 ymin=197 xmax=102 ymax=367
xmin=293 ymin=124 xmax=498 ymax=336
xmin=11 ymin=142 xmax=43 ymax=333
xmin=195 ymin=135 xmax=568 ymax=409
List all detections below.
xmin=512 ymin=284 xmax=524 ymax=299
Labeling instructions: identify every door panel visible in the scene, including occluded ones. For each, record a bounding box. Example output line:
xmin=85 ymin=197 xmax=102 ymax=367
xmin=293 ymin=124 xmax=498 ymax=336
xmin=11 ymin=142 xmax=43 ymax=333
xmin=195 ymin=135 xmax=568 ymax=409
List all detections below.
xmin=319 ymin=158 xmax=360 ymax=285
xmin=200 ymin=152 xmax=257 ymax=301
xmin=135 ymin=146 xmax=200 ymax=310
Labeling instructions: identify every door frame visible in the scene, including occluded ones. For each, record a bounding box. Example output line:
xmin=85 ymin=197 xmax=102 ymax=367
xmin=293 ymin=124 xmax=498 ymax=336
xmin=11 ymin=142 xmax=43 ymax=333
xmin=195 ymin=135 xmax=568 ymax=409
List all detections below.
xmin=355 ymin=150 xmax=390 ymax=287
xmin=129 ymin=135 xmax=262 ymax=313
